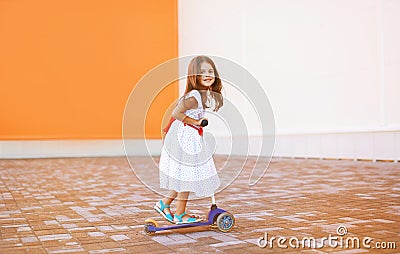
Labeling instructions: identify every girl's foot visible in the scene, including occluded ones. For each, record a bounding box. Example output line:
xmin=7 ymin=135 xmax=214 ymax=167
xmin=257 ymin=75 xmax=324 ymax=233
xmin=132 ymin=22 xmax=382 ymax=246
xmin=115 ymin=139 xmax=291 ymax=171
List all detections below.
xmin=173 ymin=211 xmax=203 ymax=224
xmin=186 ymin=213 xmax=204 ymax=220
xmin=154 ymin=200 xmax=173 ymax=223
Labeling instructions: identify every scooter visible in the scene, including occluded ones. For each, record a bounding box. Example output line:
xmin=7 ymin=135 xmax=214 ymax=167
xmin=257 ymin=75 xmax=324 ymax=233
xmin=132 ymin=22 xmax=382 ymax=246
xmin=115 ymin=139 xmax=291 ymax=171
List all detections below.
xmin=144 ymin=195 xmax=235 ymax=235
xmin=144 ymin=119 xmax=235 ymax=235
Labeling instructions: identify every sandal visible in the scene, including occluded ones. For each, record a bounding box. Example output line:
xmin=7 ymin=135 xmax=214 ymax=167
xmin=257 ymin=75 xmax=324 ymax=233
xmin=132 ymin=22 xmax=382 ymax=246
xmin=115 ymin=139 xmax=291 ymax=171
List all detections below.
xmin=174 ymin=212 xmax=203 ymax=224
xmin=154 ymin=200 xmax=173 ymax=223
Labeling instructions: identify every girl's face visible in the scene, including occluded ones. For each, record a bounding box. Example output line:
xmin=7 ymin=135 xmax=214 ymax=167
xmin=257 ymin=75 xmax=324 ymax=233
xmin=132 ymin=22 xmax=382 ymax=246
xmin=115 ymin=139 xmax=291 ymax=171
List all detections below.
xmin=198 ymin=61 xmax=215 ymax=88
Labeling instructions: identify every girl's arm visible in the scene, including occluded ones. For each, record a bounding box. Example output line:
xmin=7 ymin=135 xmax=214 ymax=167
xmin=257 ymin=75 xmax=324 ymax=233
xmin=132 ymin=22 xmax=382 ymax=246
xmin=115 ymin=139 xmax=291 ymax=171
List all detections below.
xmin=172 ymin=97 xmax=206 ymax=126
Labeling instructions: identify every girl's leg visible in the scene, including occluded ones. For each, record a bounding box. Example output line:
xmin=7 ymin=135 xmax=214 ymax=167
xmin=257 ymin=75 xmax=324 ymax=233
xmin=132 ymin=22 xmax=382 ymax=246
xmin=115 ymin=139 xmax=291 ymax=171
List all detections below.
xmin=175 ymin=192 xmax=189 ymax=214
xmin=160 ymin=190 xmax=177 ymax=215
xmin=174 ymin=192 xmax=193 ymax=222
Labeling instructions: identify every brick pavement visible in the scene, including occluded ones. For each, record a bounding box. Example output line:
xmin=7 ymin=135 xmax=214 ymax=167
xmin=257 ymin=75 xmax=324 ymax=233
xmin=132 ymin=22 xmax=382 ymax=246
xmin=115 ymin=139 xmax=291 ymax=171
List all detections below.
xmin=0 ymin=156 xmax=399 ymax=253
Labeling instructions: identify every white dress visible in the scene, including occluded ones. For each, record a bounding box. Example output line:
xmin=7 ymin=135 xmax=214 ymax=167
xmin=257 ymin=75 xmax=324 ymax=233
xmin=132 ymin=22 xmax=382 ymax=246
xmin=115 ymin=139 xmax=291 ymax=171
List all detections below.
xmin=159 ymin=90 xmax=220 ymax=197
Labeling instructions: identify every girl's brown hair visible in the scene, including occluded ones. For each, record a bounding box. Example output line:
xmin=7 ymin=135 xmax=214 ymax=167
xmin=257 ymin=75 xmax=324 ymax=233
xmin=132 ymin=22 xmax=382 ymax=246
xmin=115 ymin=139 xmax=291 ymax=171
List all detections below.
xmin=184 ymin=56 xmax=223 ymax=111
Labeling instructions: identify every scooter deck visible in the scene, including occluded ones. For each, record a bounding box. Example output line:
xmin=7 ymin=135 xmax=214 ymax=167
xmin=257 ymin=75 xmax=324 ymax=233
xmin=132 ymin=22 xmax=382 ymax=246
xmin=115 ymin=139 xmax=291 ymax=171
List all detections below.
xmin=147 ymin=208 xmax=227 ymax=232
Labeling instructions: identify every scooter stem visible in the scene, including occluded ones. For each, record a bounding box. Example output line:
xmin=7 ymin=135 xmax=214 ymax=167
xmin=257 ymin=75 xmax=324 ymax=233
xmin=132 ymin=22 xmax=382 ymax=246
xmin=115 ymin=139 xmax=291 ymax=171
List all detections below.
xmin=211 ymin=195 xmax=216 ymax=205
xmin=211 ymin=195 xmax=217 ymax=210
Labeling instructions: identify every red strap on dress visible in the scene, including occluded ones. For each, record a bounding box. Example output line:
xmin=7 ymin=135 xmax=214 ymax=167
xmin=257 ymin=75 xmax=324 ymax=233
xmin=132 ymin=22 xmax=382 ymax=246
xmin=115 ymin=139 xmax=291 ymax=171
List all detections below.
xmin=184 ymin=123 xmax=203 ymax=136
xmin=163 ymin=117 xmax=176 ymax=133
xmin=163 ymin=117 xmax=203 ymax=136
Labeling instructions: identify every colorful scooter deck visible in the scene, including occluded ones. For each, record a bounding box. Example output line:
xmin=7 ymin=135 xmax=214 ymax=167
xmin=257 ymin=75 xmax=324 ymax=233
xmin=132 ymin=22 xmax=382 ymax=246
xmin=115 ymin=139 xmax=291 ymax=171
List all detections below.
xmin=145 ymin=207 xmax=235 ymax=234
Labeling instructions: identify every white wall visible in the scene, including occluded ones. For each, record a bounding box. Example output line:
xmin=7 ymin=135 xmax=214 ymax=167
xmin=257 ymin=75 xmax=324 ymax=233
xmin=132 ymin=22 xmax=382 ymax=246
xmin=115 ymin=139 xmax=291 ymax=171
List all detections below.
xmin=0 ymin=139 xmax=162 ymax=158
xmin=179 ymin=0 xmax=400 ymax=161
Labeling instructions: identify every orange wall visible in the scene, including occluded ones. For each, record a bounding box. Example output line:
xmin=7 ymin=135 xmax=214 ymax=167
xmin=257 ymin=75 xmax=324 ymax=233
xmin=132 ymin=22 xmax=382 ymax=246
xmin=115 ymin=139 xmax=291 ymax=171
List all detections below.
xmin=0 ymin=0 xmax=178 ymax=140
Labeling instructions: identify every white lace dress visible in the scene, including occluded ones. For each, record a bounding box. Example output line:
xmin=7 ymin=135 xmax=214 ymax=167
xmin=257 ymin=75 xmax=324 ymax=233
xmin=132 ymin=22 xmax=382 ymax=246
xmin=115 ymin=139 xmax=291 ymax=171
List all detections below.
xmin=159 ymin=90 xmax=220 ymax=197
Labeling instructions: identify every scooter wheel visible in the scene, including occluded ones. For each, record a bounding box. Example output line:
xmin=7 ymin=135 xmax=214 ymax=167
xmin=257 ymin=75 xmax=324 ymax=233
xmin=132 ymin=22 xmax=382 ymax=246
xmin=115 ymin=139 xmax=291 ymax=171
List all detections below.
xmin=144 ymin=219 xmax=158 ymax=236
xmin=216 ymin=212 xmax=235 ymax=232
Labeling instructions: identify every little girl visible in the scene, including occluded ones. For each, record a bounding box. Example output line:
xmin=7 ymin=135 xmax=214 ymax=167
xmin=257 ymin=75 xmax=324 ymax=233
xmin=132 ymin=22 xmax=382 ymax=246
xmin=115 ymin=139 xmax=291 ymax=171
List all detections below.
xmin=154 ymin=56 xmax=223 ymax=224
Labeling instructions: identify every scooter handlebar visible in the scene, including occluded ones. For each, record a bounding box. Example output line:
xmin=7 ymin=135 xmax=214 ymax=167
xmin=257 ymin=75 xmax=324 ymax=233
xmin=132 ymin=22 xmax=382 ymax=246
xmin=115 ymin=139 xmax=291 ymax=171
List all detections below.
xmin=200 ymin=119 xmax=208 ymax=127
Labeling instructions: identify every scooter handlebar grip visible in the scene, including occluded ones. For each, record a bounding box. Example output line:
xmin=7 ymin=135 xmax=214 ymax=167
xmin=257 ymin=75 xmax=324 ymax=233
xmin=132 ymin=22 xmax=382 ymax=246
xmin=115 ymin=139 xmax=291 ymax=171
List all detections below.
xmin=200 ymin=119 xmax=208 ymax=127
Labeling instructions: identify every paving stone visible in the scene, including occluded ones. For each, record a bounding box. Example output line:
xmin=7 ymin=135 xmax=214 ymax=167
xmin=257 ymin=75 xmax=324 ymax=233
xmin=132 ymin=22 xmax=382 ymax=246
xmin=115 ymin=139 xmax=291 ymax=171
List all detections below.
xmin=0 ymin=157 xmax=399 ymax=253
